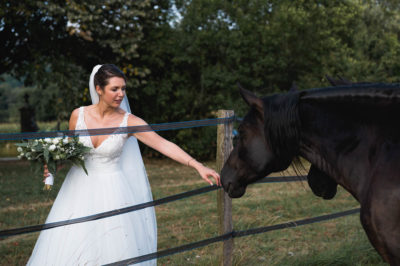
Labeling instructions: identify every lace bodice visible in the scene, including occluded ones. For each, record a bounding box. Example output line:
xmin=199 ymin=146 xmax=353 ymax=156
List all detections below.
xmin=75 ymin=107 xmax=129 ymax=169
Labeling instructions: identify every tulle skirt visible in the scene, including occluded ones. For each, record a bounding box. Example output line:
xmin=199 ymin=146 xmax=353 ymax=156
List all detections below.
xmin=27 ymin=157 xmax=157 ymax=266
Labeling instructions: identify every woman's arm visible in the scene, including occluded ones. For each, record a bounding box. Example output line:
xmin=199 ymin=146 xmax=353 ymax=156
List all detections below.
xmin=128 ymin=115 xmax=221 ymax=186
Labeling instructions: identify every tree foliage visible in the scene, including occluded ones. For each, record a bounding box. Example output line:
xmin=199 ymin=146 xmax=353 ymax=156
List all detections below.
xmin=1 ymin=0 xmax=400 ymax=158
xmin=0 ymin=0 xmax=161 ymax=123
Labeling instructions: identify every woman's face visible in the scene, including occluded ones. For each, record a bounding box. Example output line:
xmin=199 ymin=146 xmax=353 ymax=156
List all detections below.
xmin=97 ymin=77 xmax=126 ymax=108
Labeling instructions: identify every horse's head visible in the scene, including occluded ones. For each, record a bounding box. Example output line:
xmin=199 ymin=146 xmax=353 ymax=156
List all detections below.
xmin=221 ymin=88 xmax=301 ymax=198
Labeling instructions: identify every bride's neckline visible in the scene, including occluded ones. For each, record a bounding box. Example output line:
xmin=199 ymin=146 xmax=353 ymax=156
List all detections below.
xmin=82 ymin=107 xmax=127 ymax=149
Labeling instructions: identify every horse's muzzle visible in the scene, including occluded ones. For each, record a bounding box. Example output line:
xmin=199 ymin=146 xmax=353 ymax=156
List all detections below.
xmin=226 ymin=182 xmax=246 ymax=198
xmin=221 ymin=165 xmax=247 ymax=198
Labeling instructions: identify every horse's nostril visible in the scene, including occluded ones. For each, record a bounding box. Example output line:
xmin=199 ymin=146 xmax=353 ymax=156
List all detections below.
xmin=222 ymin=180 xmax=231 ymax=193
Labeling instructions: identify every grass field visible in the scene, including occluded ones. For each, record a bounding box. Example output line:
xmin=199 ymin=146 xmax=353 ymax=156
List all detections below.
xmin=0 ymin=158 xmax=386 ymax=265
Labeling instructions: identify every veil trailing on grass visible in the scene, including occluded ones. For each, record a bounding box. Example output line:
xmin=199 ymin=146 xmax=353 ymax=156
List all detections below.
xmin=89 ymin=65 xmax=157 ymax=259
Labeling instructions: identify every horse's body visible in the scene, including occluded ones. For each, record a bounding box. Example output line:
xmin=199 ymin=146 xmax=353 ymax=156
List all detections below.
xmin=221 ymin=83 xmax=400 ymax=265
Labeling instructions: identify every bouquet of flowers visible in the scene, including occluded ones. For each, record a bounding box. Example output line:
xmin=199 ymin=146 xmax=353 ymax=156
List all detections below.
xmin=15 ymin=137 xmax=91 ymax=190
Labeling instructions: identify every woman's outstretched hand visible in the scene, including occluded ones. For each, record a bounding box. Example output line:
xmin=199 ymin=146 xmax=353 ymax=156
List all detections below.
xmin=200 ymin=165 xmax=221 ymax=186
xmin=190 ymin=160 xmax=221 ymax=186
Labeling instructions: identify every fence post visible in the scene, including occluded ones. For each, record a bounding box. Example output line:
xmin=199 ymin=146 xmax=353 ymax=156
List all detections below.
xmin=216 ymin=110 xmax=234 ymax=266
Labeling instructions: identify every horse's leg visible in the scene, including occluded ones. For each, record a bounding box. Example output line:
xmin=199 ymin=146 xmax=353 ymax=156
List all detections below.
xmin=360 ymin=189 xmax=400 ymax=265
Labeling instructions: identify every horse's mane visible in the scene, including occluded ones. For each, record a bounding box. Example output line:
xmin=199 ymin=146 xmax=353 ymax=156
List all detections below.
xmin=262 ymin=82 xmax=400 ymax=168
xmin=301 ymin=83 xmax=400 ymax=107
xmin=262 ymin=92 xmax=301 ymax=169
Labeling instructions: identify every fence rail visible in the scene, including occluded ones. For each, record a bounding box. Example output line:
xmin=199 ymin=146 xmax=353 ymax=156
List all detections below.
xmin=0 ymin=117 xmax=236 ymax=141
xmin=0 ymin=110 xmax=362 ymax=265
xmin=104 ymin=208 xmax=360 ymax=265
xmin=0 ymin=175 xmax=307 ymax=239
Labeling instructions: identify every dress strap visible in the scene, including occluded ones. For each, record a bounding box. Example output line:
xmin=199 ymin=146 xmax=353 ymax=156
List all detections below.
xmin=75 ymin=107 xmax=85 ymax=130
xmin=122 ymin=112 xmax=130 ymax=127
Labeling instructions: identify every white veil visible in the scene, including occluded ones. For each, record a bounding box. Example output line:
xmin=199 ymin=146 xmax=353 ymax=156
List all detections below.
xmin=89 ymin=65 xmax=157 ymax=261
xmin=89 ymin=65 xmax=132 ymax=113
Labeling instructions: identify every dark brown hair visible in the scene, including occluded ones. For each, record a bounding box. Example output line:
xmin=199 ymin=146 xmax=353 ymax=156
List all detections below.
xmin=94 ymin=64 xmax=126 ymax=89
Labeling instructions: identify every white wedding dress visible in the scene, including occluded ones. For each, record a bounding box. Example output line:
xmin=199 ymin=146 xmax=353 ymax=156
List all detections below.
xmin=27 ymin=107 xmax=157 ymax=266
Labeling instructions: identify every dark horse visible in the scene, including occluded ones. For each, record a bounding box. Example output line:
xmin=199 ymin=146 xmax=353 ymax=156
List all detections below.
xmin=221 ymin=82 xmax=400 ymax=265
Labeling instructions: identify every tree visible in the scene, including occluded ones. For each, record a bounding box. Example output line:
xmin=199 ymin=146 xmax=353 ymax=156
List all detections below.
xmin=136 ymin=0 xmax=400 ymax=158
xmin=338 ymin=1 xmax=400 ymax=82
xmin=0 ymin=0 xmax=162 ymax=126
xmin=2 ymin=0 xmax=400 ymax=159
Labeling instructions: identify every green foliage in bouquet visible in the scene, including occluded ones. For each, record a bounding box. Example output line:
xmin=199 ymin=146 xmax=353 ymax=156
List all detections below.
xmin=15 ymin=137 xmax=91 ymax=177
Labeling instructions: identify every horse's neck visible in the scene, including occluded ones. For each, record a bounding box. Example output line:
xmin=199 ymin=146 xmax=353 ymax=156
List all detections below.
xmin=298 ymin=102 xmax=375 ymax=201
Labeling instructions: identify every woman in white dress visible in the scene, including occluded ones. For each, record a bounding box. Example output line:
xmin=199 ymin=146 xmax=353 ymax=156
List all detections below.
xmin=27 ymin=64 xmax=221 ymax=265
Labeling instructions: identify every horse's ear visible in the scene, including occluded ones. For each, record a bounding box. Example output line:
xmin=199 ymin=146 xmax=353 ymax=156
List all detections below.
xmin=326 ymin=75 xmax=337 ymax=86
xmin=326 ymin=75 xmax=352 ymax=86
xmin=238 ymin=84 xmax=263 ymax=114
xmin=338 ymin=75 xmax=352 ymax=84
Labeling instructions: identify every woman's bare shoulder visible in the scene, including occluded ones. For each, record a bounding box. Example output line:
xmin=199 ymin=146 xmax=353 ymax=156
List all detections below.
xmin=83 ymin=104 xmax=97 ymax=113
xmin=70 ymin=107 xmax=83 ymax=119
xmin=127 ymin=114 xmax=148 ymax=126
xmin=71 ymin=104 xmax=96 ymax=114
xmin=69 ymin=107 xmax=81 ymax=130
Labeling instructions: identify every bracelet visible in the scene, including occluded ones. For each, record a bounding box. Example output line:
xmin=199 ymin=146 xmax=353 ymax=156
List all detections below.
xmin=187 ymin=158 xmax=196 ymax=167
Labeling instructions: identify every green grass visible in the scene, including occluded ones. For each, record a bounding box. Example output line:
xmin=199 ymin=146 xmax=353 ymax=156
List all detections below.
xmin=0 ymin=159 xmax=386 ymax=265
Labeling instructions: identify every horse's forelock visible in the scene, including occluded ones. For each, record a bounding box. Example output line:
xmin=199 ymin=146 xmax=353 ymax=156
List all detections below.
xmin=263 ymin=92 xmax=301 ymax=168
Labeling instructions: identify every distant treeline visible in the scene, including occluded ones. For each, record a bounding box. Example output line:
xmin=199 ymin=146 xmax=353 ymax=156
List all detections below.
xmin=1 ymin=0 xmax=400 ymax=158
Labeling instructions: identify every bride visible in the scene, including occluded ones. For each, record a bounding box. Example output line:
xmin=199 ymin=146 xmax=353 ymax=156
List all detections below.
xmin=27 ymin=64 xmax=221 ymax=265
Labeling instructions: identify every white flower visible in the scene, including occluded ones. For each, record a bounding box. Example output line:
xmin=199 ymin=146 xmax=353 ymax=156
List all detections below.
xmin=17 ymin=147 xmax=23 ymax=152
xmin=44 ymin=138 xmax=52 ymax=143
xmin=52 ymin=138 xmax=60 ymax=144
xmin=63 ymin=137 xmax=69 ymax=143
xmin=49 ymin=144 xmax=56 ymax=151
xmin=17 ymin=155 xmax=22 ymax=159
xmin=55 ymin=155 xmax=60 ymax=160
xmin=32 ymin=148 xmax=36 ymax=152
xmin=60 ymin=147 xmax=65 ymax=152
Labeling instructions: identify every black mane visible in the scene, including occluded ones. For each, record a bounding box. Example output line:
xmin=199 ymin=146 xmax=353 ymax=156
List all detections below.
xmin=262 ymin=91 xmax=301 ymax=169
xmin=262 ymin=83 xmax=400 ymax=168
xmin=301 ymin=83 xmax=400 ymax=107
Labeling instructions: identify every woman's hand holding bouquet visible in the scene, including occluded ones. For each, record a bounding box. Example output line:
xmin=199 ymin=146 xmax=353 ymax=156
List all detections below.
xmin=15 ymin=137 xmax=91 ymax=190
